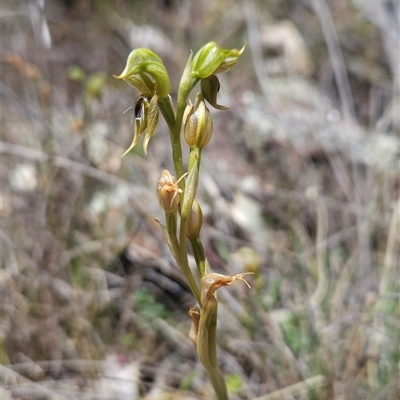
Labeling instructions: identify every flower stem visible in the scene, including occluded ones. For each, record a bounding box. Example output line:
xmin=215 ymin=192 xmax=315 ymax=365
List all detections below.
xmin=198 ymin=295 xmax=228 ymax=400
xmin=190 ymin=238 xmax=208 ymax=277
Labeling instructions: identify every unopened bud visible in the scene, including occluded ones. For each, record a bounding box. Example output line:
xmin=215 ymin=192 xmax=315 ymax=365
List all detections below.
xmin=184 ymin=94 xmax=213 ymax=149
xmin=187 ymin=199 xmax=203 ymax=240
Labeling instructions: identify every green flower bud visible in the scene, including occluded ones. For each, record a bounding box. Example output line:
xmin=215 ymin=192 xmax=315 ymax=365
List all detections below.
xmin=200 ymin=75 xmax=229 ymax=110
xmin=121 ymin=95 xmax=150 ymax=157
xmin=184 ymin=94 xmax=213 ymax=149
xmin=114 ymin=48 xmax=170 ymax=98
xmin=187 ymin=199 xmax=203 ymax=241
xmin=191 ymin=42 xmax=245 ymax=79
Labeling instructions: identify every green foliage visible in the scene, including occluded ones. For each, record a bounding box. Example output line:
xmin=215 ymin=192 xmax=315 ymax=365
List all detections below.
xmin=85 ymin=72 xmax=107 ymax=100
xmin=261 ymin=277 xmax=282 ymax=311
xmin=132 ymin=287 xmax=168 ymax=320
xmin=280 ymin=313 xmax=314 ymax=356
xmin=68 ymin=65 xmax=86 ymax=82
xmin=179 ymin=369 xmax=200 ymax=391
xmin=121 ymin=332 xmax=139 ymax=351
xmin=71 ymin=259 xmax=86 ymax=287
xmin=67 ymin=65 xmax=107 ymax=122
xmin=225 ymin=373 xmax=244 ymax=394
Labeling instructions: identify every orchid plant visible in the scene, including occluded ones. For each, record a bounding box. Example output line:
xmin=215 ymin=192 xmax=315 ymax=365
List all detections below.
xmin=115 ymin=42 xmax=251 ymax=400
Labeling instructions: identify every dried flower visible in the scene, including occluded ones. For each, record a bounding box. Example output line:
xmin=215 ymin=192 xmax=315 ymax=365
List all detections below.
xmin=188 ymin=306 xmax=200 ymax=346
xmin=157 ymin=170 xmax=188 ymax=213
xmin=200 ymin=272 xmax=253 ymax=307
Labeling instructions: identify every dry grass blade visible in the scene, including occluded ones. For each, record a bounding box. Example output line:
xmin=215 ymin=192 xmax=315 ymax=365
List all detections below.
xmin=253 ymin=375 xmax=328 ymax=400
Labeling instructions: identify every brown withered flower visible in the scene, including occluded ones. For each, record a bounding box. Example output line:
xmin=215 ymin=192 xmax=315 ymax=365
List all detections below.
xmin=157 ymin=170 xmax=188 ymax=213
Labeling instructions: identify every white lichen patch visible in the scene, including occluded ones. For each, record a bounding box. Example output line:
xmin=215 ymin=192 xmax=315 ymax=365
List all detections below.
xmin=9 ymin=163 xmax=38 ymax=192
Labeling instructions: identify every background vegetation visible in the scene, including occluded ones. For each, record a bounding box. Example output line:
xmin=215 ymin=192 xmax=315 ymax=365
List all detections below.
xmin=1 ymin=0 xmax=399 ymax=399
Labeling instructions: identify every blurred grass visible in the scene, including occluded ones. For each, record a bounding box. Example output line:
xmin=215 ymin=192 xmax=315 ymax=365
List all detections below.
xmin=1 ymin=0 xmax=399 ymax=399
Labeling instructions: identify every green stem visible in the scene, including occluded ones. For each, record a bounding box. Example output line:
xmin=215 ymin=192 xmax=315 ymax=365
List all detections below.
xmin=173 ymin=75 xmax=199 ymax=187
xmin=160 ymin=55 xmax=227 ymax=399
xmin=179 ymin=149 xmax=200 ymax=251
xmin=158 ymin=95 xmax=176 ymax=133
xmin=159 ymin=61 xmax=201 ymax=304
xmin=188 ymin=145 xmax=201 ymax=172
xmin=165 ymin=212 xmax=177 ymax=239
xmin=178 ymin=252 xmax=201 ymax=306
xmin=175 ymin=147 xmax=201 ymax=305
xmin=158 ymin=96 xmax=185 ymax=180
xmin=177 ymin=248 xmax=201 ymax=306
xmin=190 ymin=238 xmax=207 ymax=277
xmin=206 ymin=366 xmax=229 ymax=400
xmin=164 ymin=213 xmax=200 ymax=304
xmin=198 ymin=295 xmax=228 ymax=400
xmin=172 ymin=92 xmax=188 ymax=182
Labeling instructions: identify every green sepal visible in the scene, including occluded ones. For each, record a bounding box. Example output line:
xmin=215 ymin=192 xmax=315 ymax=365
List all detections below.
xmin=121 ymin=95 xmax=150 ymax=157
xmin=120 ymin=73 xmax=155 ymax=97
xmin=143 ymin=94 xmax=159 ymax=154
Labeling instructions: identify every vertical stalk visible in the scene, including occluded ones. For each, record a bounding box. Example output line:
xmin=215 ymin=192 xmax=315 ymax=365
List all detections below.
xmin=179 ymin=148 xmax=201 ymax=285
xmin=165 ymin=212 xmax=177 ymax=242
xmin=158 ymin=95 xmax=176 ymax=133
xmin=197 ymin=291 xmax=228 ymax=400
xmin=190 ymin=238 xmax=207 ymax=277
xmin=160 ymin=213 xmax=201 ymax=305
